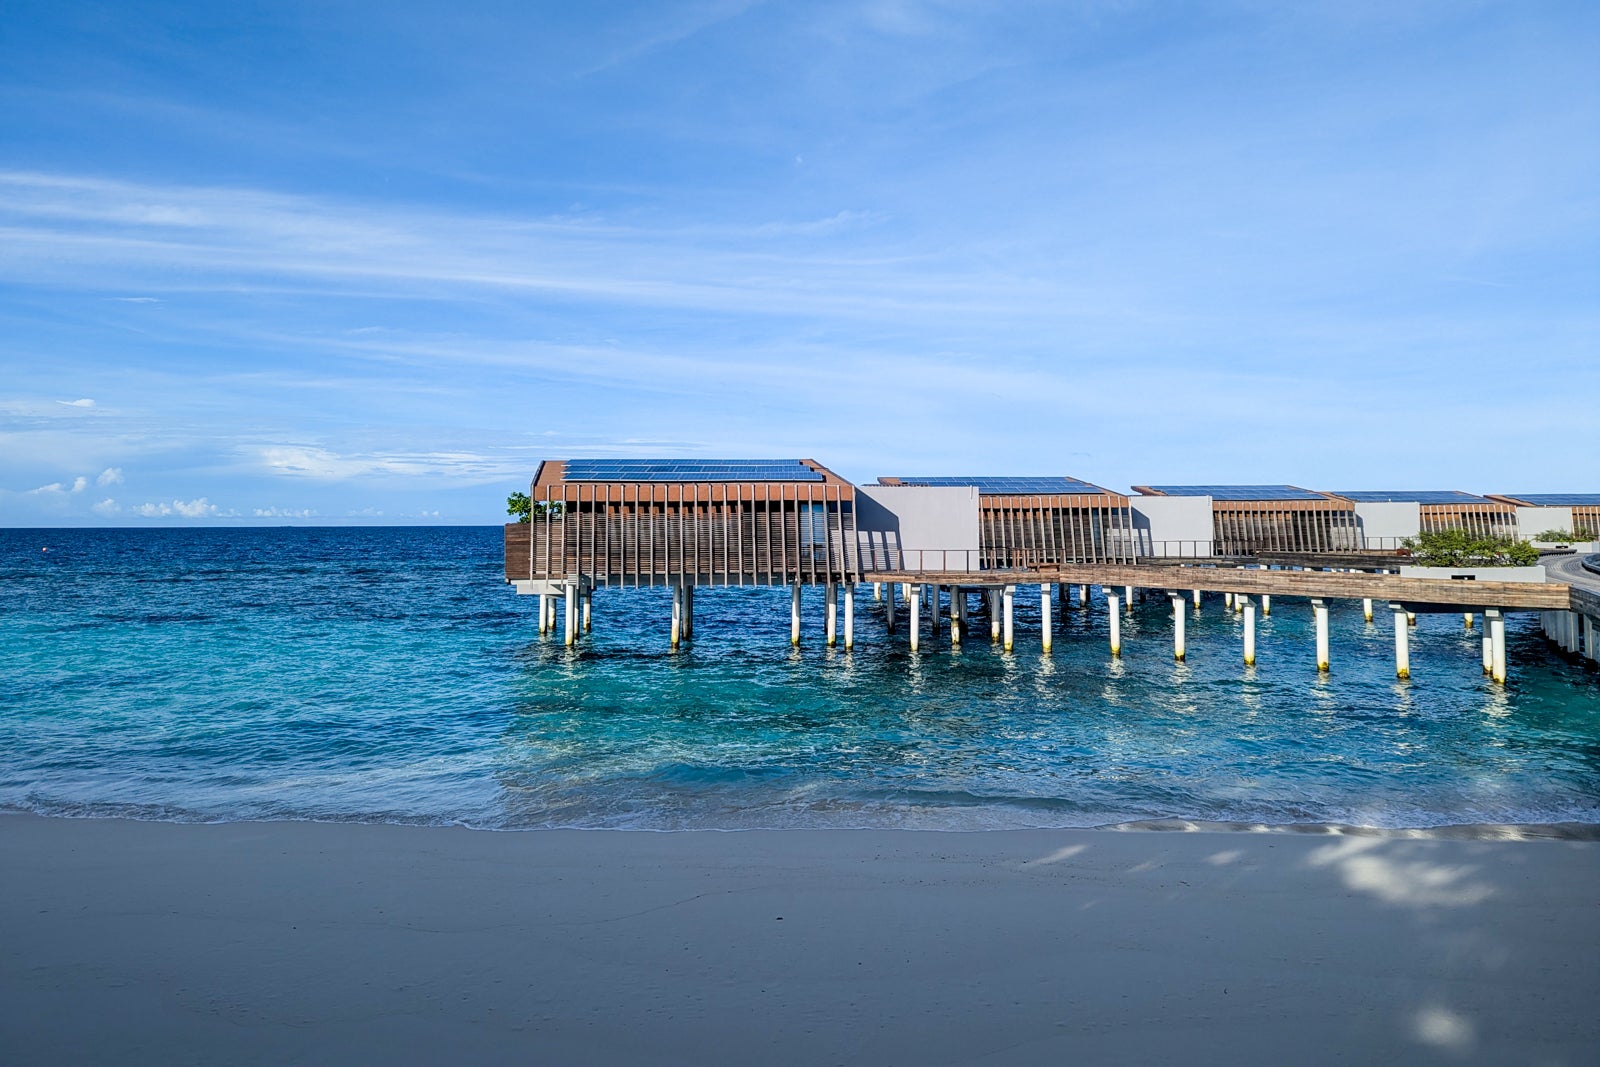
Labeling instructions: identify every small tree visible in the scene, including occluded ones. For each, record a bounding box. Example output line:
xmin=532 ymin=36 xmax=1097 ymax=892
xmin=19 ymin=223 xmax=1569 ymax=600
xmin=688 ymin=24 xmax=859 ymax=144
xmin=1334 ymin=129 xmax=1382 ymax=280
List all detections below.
xmin=1401 ymin=529 xmax=1539 ymax=567
xmin=506 ymin=491 xmax=532 ymax=524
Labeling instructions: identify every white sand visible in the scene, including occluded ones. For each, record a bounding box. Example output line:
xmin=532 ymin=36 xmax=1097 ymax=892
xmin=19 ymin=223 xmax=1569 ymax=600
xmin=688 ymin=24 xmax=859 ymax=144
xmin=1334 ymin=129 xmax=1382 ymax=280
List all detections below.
xmin=2 ymin=815 xmax=1596 ymax=1065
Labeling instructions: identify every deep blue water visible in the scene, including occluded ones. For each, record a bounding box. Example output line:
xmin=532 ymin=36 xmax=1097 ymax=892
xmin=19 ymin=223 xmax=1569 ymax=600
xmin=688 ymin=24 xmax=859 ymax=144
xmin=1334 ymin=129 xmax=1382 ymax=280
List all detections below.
xmin=2 ymin=526 xmax=1597 ymax=830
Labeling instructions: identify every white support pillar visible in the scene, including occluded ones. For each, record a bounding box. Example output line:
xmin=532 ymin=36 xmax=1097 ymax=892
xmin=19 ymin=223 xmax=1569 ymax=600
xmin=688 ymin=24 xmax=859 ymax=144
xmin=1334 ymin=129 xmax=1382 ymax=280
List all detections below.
xmin=791 ymin=583 xmax=802 ymax=647
xmin=1313 ymin=599 xmax=1329 ymax=673
xmin=885 ymin=581 xmax=897 ymax=634
xmin=538 ymin=593 xmax=550 ymax=634
xmin=1078 ymin=584 xmax=1089 ymax=608
xmin=1407 ymin=611 xmax=1417 ymax=627
xmin=1124 ymin=586 xmax=1134 ymax=613
xmin=1234 ymin=593 xmax=1244 ymax=615
xmin=1362 ymin=598 xmax=1373 ymax=623
xmin=990 ymin=588 xmax=1001 ymax=642
xmin=1392 ymin=604 xmax=1410 ymax=680
xmin=1002 ymin=585 xmax=1015 ymax=653
xmin=582 ymin=590 xmax=593 ymax=634
xmin=950 ymin=588 xmax=962 ymax=646
xmin=1261 ymin=594 xmax=1271 ymax=617
xmin=826 ymin=581 xmax=838 ymax=647
xmin=843 ymin=584 xmax=855 ymax=649
xmin=1225 ymin=592 xmax=1234 ymax=610
xmin=873 ymin=582 xmax=882 ymax=601
xmin=564 ymin=582 xmax=578 ymax=648
xmin=909 ymin=585 xmax=921 ymax=652
xmin=1482 ymin=611 xmax=1493 ymax=675
xmin=1488 ymin=608 xmax=1506 ymax=684
xmin=681 ymin=585 xmax=692 ymax=640
xmin=1243 ymin=597 xmax=1256 ymax=667
xmin=928 ymin=585 xmax=940 ymax=638
xmin=1040 ymin=583 xmax=1053 ymax=653
xmin=1192 ymin=588 xmax=1202 ymax=609
xmin=1108 ymin=593 xmax=1122 ymax=656
xmin=1464 ymin=612 xmax=1474 ymax=630
xmin=669 ymin=583 xmax=682 ymax=651
xmin=1170 ymin=594 xmax=1186 ymax=661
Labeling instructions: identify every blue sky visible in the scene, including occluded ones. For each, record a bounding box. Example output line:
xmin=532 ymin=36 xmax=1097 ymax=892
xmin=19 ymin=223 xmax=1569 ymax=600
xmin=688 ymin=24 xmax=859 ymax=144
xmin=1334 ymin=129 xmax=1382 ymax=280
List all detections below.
xmin=2 ymin=1 xmax=1596 ymax=526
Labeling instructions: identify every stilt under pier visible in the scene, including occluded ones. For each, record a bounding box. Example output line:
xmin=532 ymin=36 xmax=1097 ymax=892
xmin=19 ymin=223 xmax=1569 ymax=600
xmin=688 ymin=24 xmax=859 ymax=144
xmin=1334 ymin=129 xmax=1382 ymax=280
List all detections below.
xmin=1002 ymin=585 xmax=1015 ymax=653
xmin=1313 ymin=599 xmax=1329 ymax=672
xmin=1392 ymin=603 xmax=1409 ymax=679
xmin=1243 ymin=597 xmax=1256 ymax=666
xmin=1170 ymin=594 xmax=1186 ymax=661
xmin=791 ymin=583 xmax=802 ymax=647
xmin=1040 ymin=584 xmax=1052 ymax=653
xmin=1108 ymin=593 xmax=1122 ymax=656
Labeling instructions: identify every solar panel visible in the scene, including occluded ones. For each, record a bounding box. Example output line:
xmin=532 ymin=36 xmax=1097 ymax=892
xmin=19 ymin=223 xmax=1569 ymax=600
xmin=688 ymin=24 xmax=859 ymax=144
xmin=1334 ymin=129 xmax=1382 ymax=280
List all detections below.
xmin=1335 ymin=490 xmax=1490 ymax=504
xmin=561 ymin=459 xmax=824 ymax=482
xmin=885 ymin=476 xmax=1114 ymax=496
xmin=1500 ymin=493 xmax=1600 ymax=507
xmin=1141 ymin=485 xmax=1328 ymax=502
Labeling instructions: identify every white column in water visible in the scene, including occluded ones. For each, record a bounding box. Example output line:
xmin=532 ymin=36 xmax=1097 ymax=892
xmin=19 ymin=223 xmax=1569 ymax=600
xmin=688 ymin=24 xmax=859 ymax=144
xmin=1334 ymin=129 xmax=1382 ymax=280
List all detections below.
xmin=1225 ymin=592 xmax=1234 ymax=610
xmin=1363 ymin=598 xmax=1373 ymax=623
xmin=1002 ymin=585 xmax=1015 ymax=652
xmin=949 ymin=587 xmax=961 ymax=646
xmin=669 ymin=583 xmax=682 ymax=650
xmin=1392 ymin=604 xmax=1410 ymax=679
xmin=1040 ymin=583 xmax=1053 ymax=653
xmin=537 ymin=593 xmax=550 ymax=634
xmin=1482 ymin=610 xmax=1493 ymax=674
xmin=873 ymin=581 xmax=882 ymax=601
xmin=791 ymin=583 xmax=802 ymax=646
xmin=909 ymin=584 xmax=921 ymax=652
xmin=1407 ymin=611 xmax=1417 ymax=627
xmin=1107 ymin=593 xmax=1122 ymax=657
xmin=1192 ymin=588 xmax=1201 ymax=609
xmin=1313 ymin=599 xmax=1330 ymax=672
xmin=990 ymin=588 xmax=1001 ymax=642
xmin=1243 ymin=597 xmax=1256 ymax=667
xmin=565 ymin=581 xmax=578 ymax=648
xmin=826 ymin=581 xmax=838 ymax=647
xmin=1124 ymin=586 xmax=1135 ymax=612
xmin=1261 ymin=594 xmax=1271 ymax=617
xmin=582 ymin=588 xmax=593 ymax=633
xmin=1170 ymin=594 xmax=1186 ymax=660
xmin=1079 ymin=584 xmax=1089 ymax=608
xmin=1488 ymin=608 xmax=1507 ymax=683
xmin=843 ymin=584 xmax=855 ymax=650
xmin=1464 ymin=612 xmax=1474 ymax=630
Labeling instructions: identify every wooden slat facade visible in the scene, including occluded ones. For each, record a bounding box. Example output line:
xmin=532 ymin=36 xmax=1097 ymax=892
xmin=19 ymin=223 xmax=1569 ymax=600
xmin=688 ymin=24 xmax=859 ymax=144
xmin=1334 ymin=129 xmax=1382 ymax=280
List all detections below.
xmin=1134 ymin=488 xmax=1361 ymax=555
xmin=505 ymin=460 xmax=860 ymax=586
xmin=975 ymin=493 xmax=1138 ymax=568
xmin=1417 ymin=502 xmax=1519 ymax=539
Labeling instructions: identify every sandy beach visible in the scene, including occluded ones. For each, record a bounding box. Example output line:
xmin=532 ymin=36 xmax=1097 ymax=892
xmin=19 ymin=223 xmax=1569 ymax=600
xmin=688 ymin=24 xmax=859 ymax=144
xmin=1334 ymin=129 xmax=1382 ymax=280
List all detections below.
xmin=2 ymin=816 xmax=1596 ymax=1065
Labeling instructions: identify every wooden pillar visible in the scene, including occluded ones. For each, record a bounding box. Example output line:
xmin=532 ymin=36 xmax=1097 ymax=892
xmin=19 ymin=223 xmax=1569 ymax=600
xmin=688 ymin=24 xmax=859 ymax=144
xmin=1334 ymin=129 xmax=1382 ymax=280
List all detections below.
xmin=1040 ymin=583 xmax=1052 ymax=653
xmin=1488 ymin=608 xmax=1506 ymax=683
xmin=1170 ymin=594 xmax=1186 ymax=660
xmin=826 ymin=581 xmax=838 ymax=647
xmin=1243 ymin=597 xmax=1256 ymax=666
xmin=669 ymin=583 xmax=682 ymax=651
xmin=1002 ymin=585 xmax=1015 ymax=653
xmin=791 ymin=583 xmax=802 ymax=647
xmin=1392 ymin=604 xmax=1410 ymax=679
xmin=1107 ymin=593 xmax=1121 ymax=657
xmin=1313 ymin=599 xmax=1329 ymax=672
xmin=909 ymin=584 xmax=921 ymax=652
xmin=843 ymin=584 xmax=855 ymax=650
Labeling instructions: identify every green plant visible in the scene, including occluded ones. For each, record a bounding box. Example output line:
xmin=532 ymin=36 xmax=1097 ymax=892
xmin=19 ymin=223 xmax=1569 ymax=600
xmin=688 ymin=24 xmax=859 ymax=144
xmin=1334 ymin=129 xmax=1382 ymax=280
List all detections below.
xmin=506 ymin=492 xmax=565 ymax=524
xmin=1532 ymin=527 xmax=1597 ymax=542
xmin=1401 ymin=529 xmax=1539 ymax=567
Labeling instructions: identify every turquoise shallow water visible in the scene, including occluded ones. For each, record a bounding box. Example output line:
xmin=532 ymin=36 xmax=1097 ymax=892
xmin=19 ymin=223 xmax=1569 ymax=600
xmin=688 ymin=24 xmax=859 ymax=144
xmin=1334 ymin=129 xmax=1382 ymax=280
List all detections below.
xmin=2 ymin=527 xmax=1597 ymax=830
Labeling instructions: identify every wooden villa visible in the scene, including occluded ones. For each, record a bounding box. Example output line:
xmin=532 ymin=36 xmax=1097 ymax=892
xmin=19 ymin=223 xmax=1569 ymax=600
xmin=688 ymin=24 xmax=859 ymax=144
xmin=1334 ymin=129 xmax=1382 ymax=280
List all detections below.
xmin=1335 ymin=490 xmax=1519 ymax=540
xmin=1487 ymin=493 xmax=1600 ymax=538
xmin=874 ymin=476 xmax=1138 ymax=569
xmin=1131 ymin=485 xmax=1361 ymax=556
xmin=505 ymin=459 xmax=860 ymax=589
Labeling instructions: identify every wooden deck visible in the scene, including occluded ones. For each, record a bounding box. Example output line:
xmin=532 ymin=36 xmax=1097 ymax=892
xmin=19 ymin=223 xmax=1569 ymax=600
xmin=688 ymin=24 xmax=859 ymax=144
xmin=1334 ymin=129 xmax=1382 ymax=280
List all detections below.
xmin=861 ymin=563 xmax=1573 ymax=611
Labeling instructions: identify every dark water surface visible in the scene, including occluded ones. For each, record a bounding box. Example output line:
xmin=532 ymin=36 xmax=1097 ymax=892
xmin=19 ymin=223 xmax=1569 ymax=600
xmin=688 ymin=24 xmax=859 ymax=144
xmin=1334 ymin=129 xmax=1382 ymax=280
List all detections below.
xmin=2 ymin=527 xmax=1596 ymax=830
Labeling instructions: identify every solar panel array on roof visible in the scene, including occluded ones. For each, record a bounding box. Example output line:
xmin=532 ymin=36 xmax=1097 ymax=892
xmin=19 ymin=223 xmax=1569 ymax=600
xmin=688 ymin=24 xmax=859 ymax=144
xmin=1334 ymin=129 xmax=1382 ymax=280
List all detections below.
xmin=886 ymin=476 xmax=1112 ymax=495
xmin=1335 ymin=490 xmax=1490 ymax=504
xmin=562 ymin=459 xmax=823 ymax=482
xmin=1142 ymin=485 xmax=1328 ymax=501
xmin=1501 ymin=493 xmax=1600 ymax=506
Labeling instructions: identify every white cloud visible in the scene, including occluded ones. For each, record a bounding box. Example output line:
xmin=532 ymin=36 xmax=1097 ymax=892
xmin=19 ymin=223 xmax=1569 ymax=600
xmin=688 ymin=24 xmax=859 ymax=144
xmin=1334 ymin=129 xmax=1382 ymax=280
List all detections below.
xmin=347 ymin=507 xmax=384 ymax=517
xmin=96 ymin=467 xmax=124 ymax=486
xmin=56 ymin=398 xmax=95 ymax=408
xmin=253 ymin=506 xmax=317 ymax=518
xmin=92 ymin=498 xmax=120 ymax=514
xmin=28 ymin=482 xmax=65 ymax=495
xmin=71 ymin=476 xmax=88 ymax=493
xmin=260 ymin=444 xmax=522 ymax=482
xmin=134 ymin=497 xmax=221 ymax=518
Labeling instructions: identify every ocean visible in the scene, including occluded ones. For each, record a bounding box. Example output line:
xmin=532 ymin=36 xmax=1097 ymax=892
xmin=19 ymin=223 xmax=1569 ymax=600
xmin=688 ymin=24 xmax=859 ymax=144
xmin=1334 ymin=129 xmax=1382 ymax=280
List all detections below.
xmin=2 ymin=526 xmax=1596 ymax=831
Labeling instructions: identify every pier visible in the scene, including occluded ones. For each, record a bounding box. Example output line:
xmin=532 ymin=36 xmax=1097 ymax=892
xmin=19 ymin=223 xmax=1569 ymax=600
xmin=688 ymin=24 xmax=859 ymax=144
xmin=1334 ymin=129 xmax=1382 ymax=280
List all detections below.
xmin=505 ymin=462 xmax=1600 ymax=680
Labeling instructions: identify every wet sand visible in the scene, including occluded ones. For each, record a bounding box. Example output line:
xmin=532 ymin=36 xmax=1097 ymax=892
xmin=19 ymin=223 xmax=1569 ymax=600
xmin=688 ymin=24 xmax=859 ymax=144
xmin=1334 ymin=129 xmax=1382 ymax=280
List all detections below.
xmin=2 ymin=815 xmax=1596 ymax=1065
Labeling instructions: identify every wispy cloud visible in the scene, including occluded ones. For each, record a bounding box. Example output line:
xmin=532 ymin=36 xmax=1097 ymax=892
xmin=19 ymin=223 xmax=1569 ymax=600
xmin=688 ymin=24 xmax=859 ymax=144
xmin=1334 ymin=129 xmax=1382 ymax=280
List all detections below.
xmin=253 ymin=506 xmax=317 ymax=518
xmin=134 ymin=498 xmax=226 ymax=518
xmin=96 ymin=467 xmax=123 ymax=486
xmin=56 ymin=398 xmax=95 ymax=408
